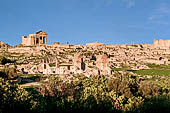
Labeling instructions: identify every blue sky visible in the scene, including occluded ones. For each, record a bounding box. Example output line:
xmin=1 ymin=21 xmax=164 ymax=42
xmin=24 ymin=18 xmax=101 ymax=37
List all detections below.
xmin=1 ymin=0 xmax=170 ymax=46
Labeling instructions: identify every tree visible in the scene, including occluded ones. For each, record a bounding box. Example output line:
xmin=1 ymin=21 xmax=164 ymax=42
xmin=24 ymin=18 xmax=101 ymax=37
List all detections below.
xmin=0 ymin=57 xmax=12 ymax=65
xmin=0 ymin=78 xmax=32 ymax=113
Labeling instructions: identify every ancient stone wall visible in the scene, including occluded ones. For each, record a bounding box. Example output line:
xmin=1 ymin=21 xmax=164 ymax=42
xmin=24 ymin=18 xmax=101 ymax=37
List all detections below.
xmin=154 ymin=39 xmax=170 ymax=47
xmin=0 ymin=41 xmax=4 ymax=45
xmin=73 ymin=53 xmax=83 ymax=70
xmin=96 ymin=54 xmax=111 ymax=75
xmin=86 ymin=42 xmax=103 ymax=47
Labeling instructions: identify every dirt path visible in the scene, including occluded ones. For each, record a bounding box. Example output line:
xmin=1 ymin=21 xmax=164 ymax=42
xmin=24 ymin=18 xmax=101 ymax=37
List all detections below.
xmin=21 ymin=82 xmax=42 ymax=87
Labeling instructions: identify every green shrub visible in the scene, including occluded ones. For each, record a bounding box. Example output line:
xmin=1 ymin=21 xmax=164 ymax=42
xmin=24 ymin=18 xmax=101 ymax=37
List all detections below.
xmin=0 ymin=78 xmax=33 ymax=113
xmin=0 ymin=67 xmax=16 ymax=79
xmin=0 ymin=57 xmax=12 ymax=65
xmin=131 ymin=96 xmax=170 ymax=113
xmin=49 ymin=63 xmax=56 ymax=67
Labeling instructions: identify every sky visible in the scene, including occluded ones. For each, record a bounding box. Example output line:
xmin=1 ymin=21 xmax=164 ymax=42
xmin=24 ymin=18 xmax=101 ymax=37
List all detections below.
xmin=1 ymin=0 xmax=170 ymax=46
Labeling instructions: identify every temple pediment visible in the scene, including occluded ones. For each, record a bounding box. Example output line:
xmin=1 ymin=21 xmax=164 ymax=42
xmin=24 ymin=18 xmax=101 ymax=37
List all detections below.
xmin=35 ymin=30 xmax=48 ymax=35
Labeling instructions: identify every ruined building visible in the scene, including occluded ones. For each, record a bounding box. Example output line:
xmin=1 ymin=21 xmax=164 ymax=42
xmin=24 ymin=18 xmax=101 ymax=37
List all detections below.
xmin=21 ymin=30 xmax=47 ymax=46
xmin=43 ymin=57 xmax=74 ymax=75
xmin=154 ymin=39 xmax=170 ymax=47
xmin=42 ymin=53 xmax=86 ymax=75
xmin=74 ymin=53 xmax=85 ymax=71
xmin=0 ymin=41 xmax=4 ymax=45
xmin=86 ymin=41 xmax=103 ymax=47
xmin=96 ymin=54 xmax=112 ymax=75
xmin=42 ymin=53 xmax=112 ymax=76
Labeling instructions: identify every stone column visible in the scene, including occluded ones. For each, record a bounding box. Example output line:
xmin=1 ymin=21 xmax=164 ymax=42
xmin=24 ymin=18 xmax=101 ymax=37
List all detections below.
xmin=31 ymin=37 xmax=34 ymax=45
xmin=35 ymin=37 xmax=36 ymax=45
xmin=40 ymin=36 xmax=42 ymax=44
xmin=39 ymin=37 xmax=40 ymax=45
xmin=45 ymin=36 xmax=47 ymax=44
xmin=40 ymin=37 xmax=42 ymax=44
xmin=43 ymin=36 xmax=44 ymax=44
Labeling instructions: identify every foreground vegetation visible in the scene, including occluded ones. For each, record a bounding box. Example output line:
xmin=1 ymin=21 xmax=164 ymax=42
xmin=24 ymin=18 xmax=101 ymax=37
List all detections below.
xmin=1 ymin=70 xmax=170 ymax=113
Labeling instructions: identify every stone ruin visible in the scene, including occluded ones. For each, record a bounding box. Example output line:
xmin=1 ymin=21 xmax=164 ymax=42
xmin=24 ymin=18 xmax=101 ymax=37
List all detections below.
xmin=3 ymin=30 xmax=170 ymax=77
xmin=96 ymin=54 xmax=112 ymax=75
xmin=21 ymin=30 xmax=47 ymax=46
xmin=154 ymin=39 xmax=170 ymax=48
xmin=42 ymin=53 xmax=112 ymax=76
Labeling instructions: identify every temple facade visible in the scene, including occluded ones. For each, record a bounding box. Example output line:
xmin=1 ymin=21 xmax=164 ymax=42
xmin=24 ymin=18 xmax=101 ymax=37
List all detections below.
xmin=21 ymin=30 xmax=47 ymax=46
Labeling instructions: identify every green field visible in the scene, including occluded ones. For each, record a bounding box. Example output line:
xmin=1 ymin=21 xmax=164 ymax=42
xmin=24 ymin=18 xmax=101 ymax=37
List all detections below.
xmin=147 ymin=64 xmax=170 ymax=69
xmin=17 ymin=73 xmax=42 ymax=82
xmin=129 ymin=69 xmax=170 ymax=76
xmin=112 ymin=64 xmax=170 ymax=76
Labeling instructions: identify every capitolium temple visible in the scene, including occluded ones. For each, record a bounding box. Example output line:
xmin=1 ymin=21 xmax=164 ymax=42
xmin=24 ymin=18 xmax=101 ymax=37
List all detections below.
xmin=21 ymin=30 xmax=47 ymax=46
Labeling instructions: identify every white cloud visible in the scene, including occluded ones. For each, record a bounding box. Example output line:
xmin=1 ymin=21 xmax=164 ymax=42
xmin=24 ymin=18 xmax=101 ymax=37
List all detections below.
xmin=127 ymin=24 xmax=154 ymax=30
xmin=148 ymin=16 xmax=154 ymax=21
xmin=127 ymin=1 xmax=135 ymax=8
xmin=148 ymin=15 xmax=163 ymax=21
xmin=92 ymin=0 xmax=113 ymax=10
xmin=148 ymin=3 xmax=170 ymax=24
xmin=157 ymin=3 xmax=170 ymax=14
xmin=104 ymin=0 xmax=113 ymax=6
xmin=122 ymin=0 xmax=136 ymax=8
xmin=92 ymin=0 xmax=135 ymax=9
